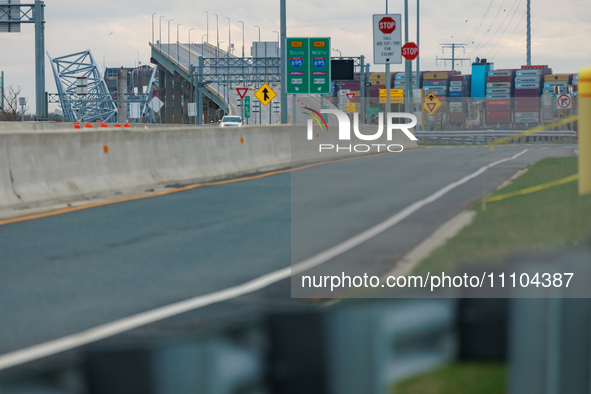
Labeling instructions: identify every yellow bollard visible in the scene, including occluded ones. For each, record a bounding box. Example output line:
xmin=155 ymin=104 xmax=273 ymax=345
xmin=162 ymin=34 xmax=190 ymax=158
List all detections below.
xmin=579 ymin=66 xmax=591 ymax=195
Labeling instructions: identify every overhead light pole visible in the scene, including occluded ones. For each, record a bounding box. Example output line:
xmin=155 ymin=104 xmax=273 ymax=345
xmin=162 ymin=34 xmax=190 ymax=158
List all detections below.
xmin=225 ymin=17 xmax=231 ymax=55
xmin=273 ymin=30 xmax=279 ymax=56
xmin=204 ymin=11 xmax=209 ymax=44
xmin=159 ymin=15 xmax=165 ymax=50
xmin=332 ymin=48 xmax=341 ymax=57
xmin=238 ymin=21 xmax=244 ymax=57
xmin=152 ymin=12 xmax=157 ymax=45
xmin=213 ymin=13 xmax=219 ymax=57
xmin=201 ymin=34 xmax=206 ymax=57
xmin=177 ymin=23 xmax=183 ymax=64
xmin=167 ymin=18 xmax=174 ymax=57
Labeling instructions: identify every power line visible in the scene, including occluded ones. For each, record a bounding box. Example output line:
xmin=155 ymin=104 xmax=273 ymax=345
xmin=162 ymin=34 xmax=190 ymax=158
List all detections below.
xmin=481 ymin=0 xmax=521 ymax=57
xmin=466 ymin=0 xmax=507 ymax=56
xmin=464 ymin=0 xmax=495 ymax=48
xmin=490 ymin=9 xmax=527 ymax=60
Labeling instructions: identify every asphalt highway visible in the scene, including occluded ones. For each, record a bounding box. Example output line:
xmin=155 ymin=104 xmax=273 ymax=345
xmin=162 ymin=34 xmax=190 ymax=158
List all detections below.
xmin=0 ymin=145 xmax=576 ymax=360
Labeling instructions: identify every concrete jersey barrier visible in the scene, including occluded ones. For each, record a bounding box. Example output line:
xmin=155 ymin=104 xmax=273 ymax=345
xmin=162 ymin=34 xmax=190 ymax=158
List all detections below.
xmin=0 ymin=123 xmax=418 ymax=212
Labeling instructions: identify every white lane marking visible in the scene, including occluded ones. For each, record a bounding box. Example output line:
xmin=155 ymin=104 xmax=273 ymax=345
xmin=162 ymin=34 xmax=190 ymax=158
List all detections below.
xmin=0 ymin=149 xmax=529 ymax=371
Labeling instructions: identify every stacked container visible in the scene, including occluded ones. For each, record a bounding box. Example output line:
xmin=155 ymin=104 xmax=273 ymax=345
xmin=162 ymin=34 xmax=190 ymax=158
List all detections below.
xmin=422 ymin=71 xmax=459 ymax=99
xmin=394 ymin=72 xmax=421 ymax=89
xmin=573 ymin=74 xmax=578 ymax=98
xmin=514 ymin=65 xmax=551 ymax=124
xmin=486 ymin=70 xmax=514 ymax=124
xmin=448 ymin=74 xmax=471 ymax=124
xmin=543 ymin=74 xmax=571 ymax=95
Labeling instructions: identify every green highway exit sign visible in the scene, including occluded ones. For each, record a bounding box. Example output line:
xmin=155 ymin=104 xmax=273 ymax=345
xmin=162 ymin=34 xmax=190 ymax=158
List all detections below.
xmin=244 ymin=96 xmax=250 ymax=118
xmin=286 ymin=37 xmax=330 ymax=94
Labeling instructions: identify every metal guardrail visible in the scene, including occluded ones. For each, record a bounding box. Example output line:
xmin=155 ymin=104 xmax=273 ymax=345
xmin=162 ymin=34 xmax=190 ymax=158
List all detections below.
xmin=0 ymin=299 xmax=458 ymax=394
xmin=415 ymin=130 xmax=577 ymax=145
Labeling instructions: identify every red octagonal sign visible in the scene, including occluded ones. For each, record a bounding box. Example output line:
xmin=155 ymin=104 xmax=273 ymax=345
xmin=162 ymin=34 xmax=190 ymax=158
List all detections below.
xmin=402 ymin=42 xmax=419 ymax=61
xmin=378 ymin=16 xmax=396 ymax=34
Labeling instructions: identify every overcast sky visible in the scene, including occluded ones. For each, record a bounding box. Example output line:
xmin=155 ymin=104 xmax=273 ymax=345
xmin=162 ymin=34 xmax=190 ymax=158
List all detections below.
xmin=1 ymin=0 xmax=590 ymax=114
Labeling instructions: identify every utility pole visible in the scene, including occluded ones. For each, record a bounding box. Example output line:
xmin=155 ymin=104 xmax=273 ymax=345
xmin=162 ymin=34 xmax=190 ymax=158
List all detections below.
xmin=404 ymin=0 xmax=412 ymax=114
xmin=438 ymin=43 xmax=469 ymax=70
xmin=385 ymin=0 xmax=390 ymax=114
xmin=416 ymin=0 xmax=420 ymax=90
xmin=526 ymin=0 xmax=531 ymax=65
xmin=280 ymin=0 xmax=287 ymax=124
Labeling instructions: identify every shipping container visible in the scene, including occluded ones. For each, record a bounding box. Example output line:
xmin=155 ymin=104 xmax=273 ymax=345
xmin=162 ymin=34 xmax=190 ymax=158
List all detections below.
xmin=544 ymin=81 xmax=569 ymax=88
xmin=516 ymin=69 xmax=542 ymax=76
xmin=487 ymin=76 xmax=512 ymax=82
xmin=515 ymin=83 xmax=540 ymax=89
xmin=487 ymin=99 xmax=511 ymax=106
xmin=515 ymin=77 xmax=541 ymax=83
xmin=487 ymin=88 xmax=512 ymax=94
xmin=487 ymin=82 xmax=512 ymax=88
xmin=544 ymin=74 xmax=570 ymax=82
xmin=488 ymin=70 xmax=514 ymax=77
xmin=514 ymin=89 xmax=540 ymax=96
xmin=486 ymin=94 xmax=511 ymax=98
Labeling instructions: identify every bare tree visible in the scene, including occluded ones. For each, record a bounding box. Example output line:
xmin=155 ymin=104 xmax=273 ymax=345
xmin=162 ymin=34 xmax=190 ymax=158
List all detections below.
xmin=0 ymin=85 xmax=29 ymax=121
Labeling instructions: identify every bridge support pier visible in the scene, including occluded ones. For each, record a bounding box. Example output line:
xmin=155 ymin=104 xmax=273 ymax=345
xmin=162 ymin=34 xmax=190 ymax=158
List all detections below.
xmin=164 ymin=70 xmax=173 ymax=124
xmin=182 ymin=79 xmax=190 ymax=124
xmin=173 ymin=73 xmax=182 ymax=124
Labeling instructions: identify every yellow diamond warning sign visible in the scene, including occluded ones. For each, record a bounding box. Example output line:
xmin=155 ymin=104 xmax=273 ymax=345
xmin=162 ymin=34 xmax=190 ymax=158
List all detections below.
xmin=423 ymin=93 xmax=442 ymax=115
xmin=254 ymin=83 xmax=276 ymax=106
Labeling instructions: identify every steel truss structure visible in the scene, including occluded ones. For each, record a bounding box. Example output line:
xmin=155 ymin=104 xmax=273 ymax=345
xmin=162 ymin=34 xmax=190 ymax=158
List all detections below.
xmin=48 ymin=50 xmax=117 ymax=122
xmin=195 ymin=57 xmax=281 ymax=85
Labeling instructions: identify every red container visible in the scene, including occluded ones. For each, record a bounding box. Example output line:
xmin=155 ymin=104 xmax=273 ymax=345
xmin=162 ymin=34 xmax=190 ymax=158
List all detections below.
xmin=486 ymin=99 xmax=511 ymax=106
xmin=487 ymin=116 xmax=511 ymax=122
xmin=486 ymin=111 xmax=511 ymax=117
xmin=487 ymin=105 xmax=511 ymax=112
xmin=487 ymin=76 xmax=512 ymax=82
xmin=514 ymin=89 xmax=540 ymax=96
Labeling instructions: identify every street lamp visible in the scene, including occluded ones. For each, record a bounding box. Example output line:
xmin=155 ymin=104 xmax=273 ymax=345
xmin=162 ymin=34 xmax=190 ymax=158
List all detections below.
xmin=201 ymin=34 xmax=206 ymax=57
xmin=225 ymin=17 xmax=231 ymax=55
xmin=254 ymin=25 xmax=260 ymax=42
xmin=159 ymin=15 xmax=165 ymax=50
xmin=168 ymin=18 xmax=174 ymax=57
xmin=332 ymin=48 xmax=341 ymax=57
xmin=204 ymin=11 xmax=209 ymax=43
xmin=177 ymin=23 xmax=183 ymax=64
xmin=152 ymin=12 xmax=157 ymax=45
xmin=238 ymin=21 xmax=244 ymax=57
xmin=213 ymin=13 xmax=219 ymax=57
xmin=273 ymin=30 xmax=279 ymax=56
xmin=188 ymin=28 xmax=195 ymax=71
xmin=136 ymin=50 xmax=140 ymax=66
xmin=254 ymin=25 xmax=261 ymax=57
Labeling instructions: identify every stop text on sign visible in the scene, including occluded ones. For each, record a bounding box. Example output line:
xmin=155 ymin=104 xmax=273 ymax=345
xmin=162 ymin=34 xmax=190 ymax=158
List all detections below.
xmin=378 ymin=17 xmax=396 ymax=34
xmin=401 ymin=42 xmax=419 ymax=61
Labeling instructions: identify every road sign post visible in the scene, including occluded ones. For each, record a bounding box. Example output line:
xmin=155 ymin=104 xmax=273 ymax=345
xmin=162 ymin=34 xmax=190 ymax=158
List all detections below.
xmin=373 ymin=13 xmax=402 ymax=114
xmin=244 ymin=96 xmax=250 ymax=120
xmin=286 ymin=37 xmax=330 ymax=94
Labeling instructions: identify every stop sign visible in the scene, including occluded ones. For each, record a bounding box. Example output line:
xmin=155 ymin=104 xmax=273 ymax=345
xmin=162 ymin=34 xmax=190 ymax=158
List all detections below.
xmin=402 ymin=42 xmax=419 ymax=61
xmin=378 ymin=16 xmax=396 ymax=34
